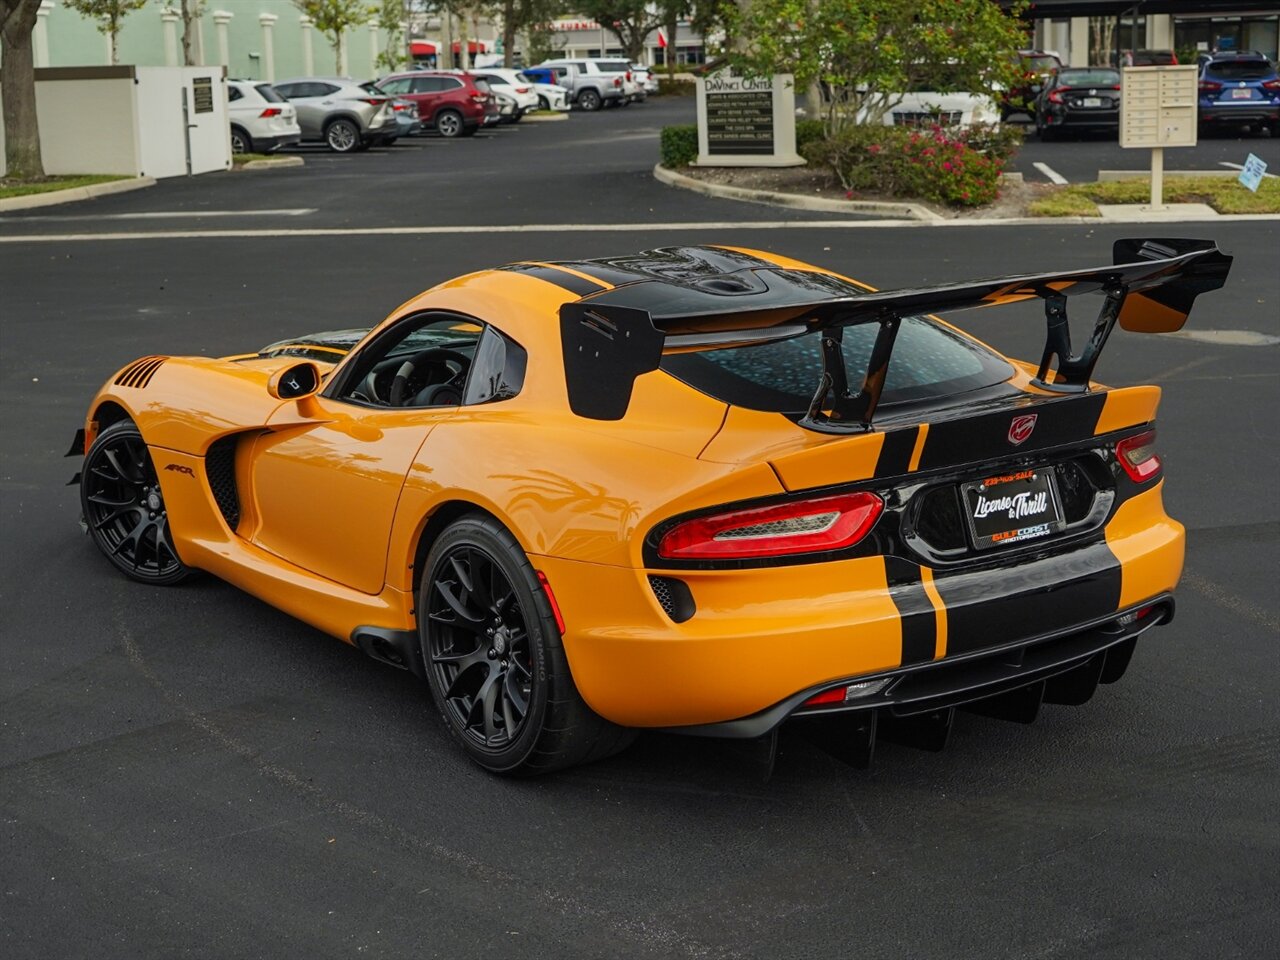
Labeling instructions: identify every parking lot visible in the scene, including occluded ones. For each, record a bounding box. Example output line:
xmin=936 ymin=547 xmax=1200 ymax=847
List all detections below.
xmin=2 ymin=94 xmax=1278 ymax=959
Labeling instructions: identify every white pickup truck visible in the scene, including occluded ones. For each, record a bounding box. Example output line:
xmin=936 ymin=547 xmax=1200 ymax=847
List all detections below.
xmin=531 ymin=59 xmax=637 ymax=111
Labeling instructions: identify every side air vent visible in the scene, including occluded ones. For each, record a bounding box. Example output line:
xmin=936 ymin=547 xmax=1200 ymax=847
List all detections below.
xmin=648 ymin=575 xmax=696 ymax=623
xmin=205 ymin=435 xmax=241 ymax=531
xmin=113 ymin=356 xmax=167 ymax=388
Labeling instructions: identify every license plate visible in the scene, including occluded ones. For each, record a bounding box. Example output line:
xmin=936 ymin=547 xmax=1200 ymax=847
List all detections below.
xmin=961 ymin=468 xmax=1065 ymax=551
xmin=1231 ymin=88 xmax=1253 ymax=99
xmin=1082 ymin=97 xmax=1102 ymax=108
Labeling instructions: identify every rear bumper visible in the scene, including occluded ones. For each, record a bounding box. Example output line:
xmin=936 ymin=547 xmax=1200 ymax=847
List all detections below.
xmin=1047 ymin=108 xmax=1118 ymax=127
xmin=254 ymin=132 xmax=301 ymax=151
xmin=1199 ymin=103 xmax=1280 ymax=123
xmin=543 ymin=482 xmax=1182 ymax=730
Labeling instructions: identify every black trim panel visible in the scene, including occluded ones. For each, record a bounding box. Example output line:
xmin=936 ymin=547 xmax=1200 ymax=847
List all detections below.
xmin=916 ymin=392 xmax=1107 ymax=471
xmin=885 ymin=557 xmax=937 ymax=665
xmin=875 ymin=426 xmax=920 ymax=479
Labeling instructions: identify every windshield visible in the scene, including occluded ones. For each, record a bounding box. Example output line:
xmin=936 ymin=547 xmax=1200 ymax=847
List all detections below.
xmin=661 ymin=317 xmax=1012 ymax=414
xmin=256 ymin=83 xmax=286 ymax=102
xmin=1023 ymin=56 xmax=1060 ymax=72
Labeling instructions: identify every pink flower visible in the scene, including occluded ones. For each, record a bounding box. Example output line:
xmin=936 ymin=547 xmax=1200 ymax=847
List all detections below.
xmin=943 ymin=161 xmax=953 ymax=171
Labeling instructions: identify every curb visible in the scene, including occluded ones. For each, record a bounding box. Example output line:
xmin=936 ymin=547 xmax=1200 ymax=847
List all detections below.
xmin=0 ymin=176 xmax=155 ymax=213
xmin=654 ymin=164 xmax=941 ymax=221
xmin=238 ymin=156 xmax=306 ymax=171
xmin=522 ymin=112 xmax=569 ymax=122
xmin=1097 ymin=168 xmax=1239 ymax=181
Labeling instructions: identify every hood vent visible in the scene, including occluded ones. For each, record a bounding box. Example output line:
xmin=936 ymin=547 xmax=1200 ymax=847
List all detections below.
xmin=114 ymin=356 xmax=167 ymax=388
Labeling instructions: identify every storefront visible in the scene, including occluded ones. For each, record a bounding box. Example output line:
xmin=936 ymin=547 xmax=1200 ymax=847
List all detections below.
xmin=1173 ymin=13 xmax=1279 ymax=61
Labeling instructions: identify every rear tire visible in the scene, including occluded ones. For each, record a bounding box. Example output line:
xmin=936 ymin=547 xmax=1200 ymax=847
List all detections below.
xmin=577 ymin=88 xmax=602 ymax=112
xmin=81 ymin=420 xmax=191 ymax=586
xmin=436 ymin=109 xmax=464 ymax=137
xmin=229 ymin=125 xmax=253 ymax=155
xmin=419 ymin=514 xmax=634 ymax=775
xmin=325 ymin=118 xmax=361 ymax=153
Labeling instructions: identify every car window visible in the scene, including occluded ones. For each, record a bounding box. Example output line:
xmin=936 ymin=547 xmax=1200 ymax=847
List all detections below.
xmin=517 ymin=72 xmax=536 ymax=84
xmin=379 ymin=77 xmax=409 ymax=94
xmin=595 ymin=60 xmax=632 ymax=73
xmin=1058 ymin=69 xmax=1120 ymax=86
xmin=359 ymin=82 xmax=383 ymax=95
xmin=255 ymin=83 xmax=286 ymax=102
xmin=1023 ymin=55 xmax=1060 ymax=72
xmin=316 ymin=82 xmax=341 ymax=96
xmin=462 ymin=328 xmax=528 ymax=405
xmin=440 ymin=77 xmax=463 ymax=91
xmin=274 ymin=83 xmax=299 ymax=98
xmin=660 ymin=317 xmax=1013 ymax=414
xmin=410 ymin=77 xmax=437 ymax=93
xmin=1207 ymin=60 xmax=1273 ymax=80
xmin=473 ymin=79 xmax=491 ymax=93
xmin=228 ymin=86 xmax=243 ymax=101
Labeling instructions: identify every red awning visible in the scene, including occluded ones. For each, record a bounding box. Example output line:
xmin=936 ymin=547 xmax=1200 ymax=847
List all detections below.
xmin=410 ymin=40 xmax=436 ymax=55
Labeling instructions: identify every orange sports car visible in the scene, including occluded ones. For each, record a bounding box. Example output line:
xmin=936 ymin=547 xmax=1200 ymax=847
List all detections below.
xmin=72 ymin=240 xmax=1231 ymax=776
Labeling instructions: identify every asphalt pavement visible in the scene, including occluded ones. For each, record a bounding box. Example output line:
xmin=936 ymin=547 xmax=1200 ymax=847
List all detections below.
xmin=1 ymin=95 xmax=1278 ymax=960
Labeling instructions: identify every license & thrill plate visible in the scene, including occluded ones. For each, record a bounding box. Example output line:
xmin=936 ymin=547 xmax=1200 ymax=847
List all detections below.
xmin=961 ymin=468 xmax=1066 ymax=550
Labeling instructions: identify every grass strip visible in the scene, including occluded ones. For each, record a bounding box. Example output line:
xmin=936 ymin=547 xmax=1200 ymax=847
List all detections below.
xmin=1029 ymin=175 xmax=1280 ymax=217
xmin=0 ymin=174 xmax=129 ymax=200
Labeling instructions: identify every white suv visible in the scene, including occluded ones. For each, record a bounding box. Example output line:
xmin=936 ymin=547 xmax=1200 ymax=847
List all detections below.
xmin=227 ymin=80 xmax=301 ymax=154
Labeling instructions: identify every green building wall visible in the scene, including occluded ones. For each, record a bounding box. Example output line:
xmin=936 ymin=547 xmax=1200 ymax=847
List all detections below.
xmin=40 ymin=0 xmax=395 ymax=82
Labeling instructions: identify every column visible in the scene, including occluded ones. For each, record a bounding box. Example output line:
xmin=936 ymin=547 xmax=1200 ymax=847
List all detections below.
xmin=259 ymin=13 xmax=278 ymax=82
xmin=161 ymin=7 xmax=180 ymax=67
xmin=212 ymin=9 xmax=232 ymax=68
xmin=368 ymin=19 xmax=380 ymax=73
xmin=1148 ymin=15 xmax=1173 ymax=51
xmin=1069 ymin=17 xmax=1090 ymax=67
xmin=34 ymin=1 xmax=54 ymax=68
xmin=299 ymin=15 xmax=315 ymax=75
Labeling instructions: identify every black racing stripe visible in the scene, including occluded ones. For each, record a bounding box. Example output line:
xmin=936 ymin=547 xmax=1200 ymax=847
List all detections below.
xmin=497 ymin=263 xmax=602 ymax=297
xmin=875 ymin=426 xmax=921 ymax=479
xmin=931 ymin=539 xmax=1122 ymax=656
xmin=551 ymin=260 xmax=648 ymax=288
xmin=885 ymin=556 xmax=937 ymax=666
xmin=917 ymin=392 xmax=1107 ymax=473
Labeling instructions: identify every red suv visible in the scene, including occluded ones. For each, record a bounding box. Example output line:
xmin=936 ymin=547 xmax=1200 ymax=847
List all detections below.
xmin=375 ymin=71 xmax=497 ymax=137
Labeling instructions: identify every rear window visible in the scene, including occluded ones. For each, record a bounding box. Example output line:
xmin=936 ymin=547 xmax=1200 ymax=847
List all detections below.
xmin=1059 ymin=69 xmax=1121 ymax=86
xmin=473 ymin=79 xmax=491 ymax=93
xmin=256 ymin=83 xmax=286 ymax=102
xmin=1206 ymin=60 xmax=1274 ymax=80
xmin=1023 ymin=55 xmax=1060 ymax=72
xmin=661 ymin=317 xmax=1012 ymax=414
xmin=595 ymin=60 xmax=632 ymax=73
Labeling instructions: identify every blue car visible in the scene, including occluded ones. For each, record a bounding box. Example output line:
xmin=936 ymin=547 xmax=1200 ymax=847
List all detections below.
xmin=1198 ymin=52 xmax=1280 ymax=135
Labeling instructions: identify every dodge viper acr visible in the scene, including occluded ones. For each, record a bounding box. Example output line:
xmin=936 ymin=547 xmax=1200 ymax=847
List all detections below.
xmin=71 ymin=240 xmax=1231 ymax=775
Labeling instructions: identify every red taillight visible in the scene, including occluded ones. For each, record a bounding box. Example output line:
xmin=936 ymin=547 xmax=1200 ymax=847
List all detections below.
xmin=259 ymin=107 xmax=282 ymax=118
xmin=803 ymin=688 xmax=847 ymax=707
xmin=1199 ymin=80 xmax=1223 ymax=93
xmin=471 ymin=94 xmax=486 ymax=103
xmin=1262 ymin=79 xmax=1280 ymax=92
xmin=1108 ymin=84 xmax=1121 ymax=90
xmin=1116 ymin=430 xmax=1162 ymax=483
xmin=657 ymin=492 xmax=884 ymax=561
xmin=613 ymin=77 xmax=622 ymax=87
xmin=625 ymin=71 xmax=632 ymax=81
xmin=515 ymin=86 xmax=529 ymax=93
xmin=1047 ymin=89 xmax=1064 ymax=104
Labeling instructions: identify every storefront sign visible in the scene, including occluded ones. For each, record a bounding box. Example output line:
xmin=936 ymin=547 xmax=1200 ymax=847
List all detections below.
xmin=694 ymin=73 xmax=802 ymax=167
xmin=192 ymin=77 xmax=214 ymax=114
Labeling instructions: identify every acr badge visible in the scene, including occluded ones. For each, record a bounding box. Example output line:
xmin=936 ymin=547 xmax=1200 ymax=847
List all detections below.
xmin=1008 ymin=414 xmax=1038 ymax=446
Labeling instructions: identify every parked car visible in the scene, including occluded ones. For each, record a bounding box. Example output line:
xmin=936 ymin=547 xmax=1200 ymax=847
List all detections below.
xmin=375 ymin=71 xmax=495 ymax=137
xmin=1119 ymin=49 xmax=1178 ymax=67
xmin=632 ymin=64 xmax=660 ymax=95
xmin=1000 ymin=50 xmax=1063 ymax=120
xmin=516 ymin=70 xmax=570 ymax=111
xmin=492 ymin=90 xmax=518 ymax=122
xmin=226 ymin=79 xmax=301 ymax=154
xmin=272 ymin=77 xmax=395 ymax=152
xmin=530 ymin=59 xmax=628 ymax=111
xmin=1197 ymin=51 xmax=1280 ymax=135
xmin=388 ymin=95 xmax=423 ymax=138
xmin=591 ymin=58 xmax=644 ymax=103
xmin=469 ymin=68 xmax=540 ymax=119
xmin=72 ymin=240 xmax=1232 ymax=776
xmin=1033 ymin=67 xmax=1122 ymax=140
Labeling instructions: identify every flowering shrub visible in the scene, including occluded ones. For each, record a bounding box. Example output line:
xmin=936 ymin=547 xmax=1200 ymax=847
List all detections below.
xmin=802 ymin=123 xmax=1020 ymax=208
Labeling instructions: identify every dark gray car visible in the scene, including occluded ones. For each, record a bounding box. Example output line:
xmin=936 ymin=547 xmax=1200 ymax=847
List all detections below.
xmin=273 ymin=77 xmax=396 ymax=152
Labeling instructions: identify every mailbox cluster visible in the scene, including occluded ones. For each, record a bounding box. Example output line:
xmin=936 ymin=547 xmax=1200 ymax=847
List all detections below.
xmin=1120 ymin=65 xmax=1199 ymax=149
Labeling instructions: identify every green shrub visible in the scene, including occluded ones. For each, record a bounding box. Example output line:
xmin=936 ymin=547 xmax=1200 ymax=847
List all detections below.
xmin=803 ymin=124 xmax=1008 ymax=207
xmin=660 ymin=124 xmax=699 ymax=168
xmin=653 ymin=78 xmax=697 ymax=97
xmin=795 ymin=118 xmax=824 ymax=153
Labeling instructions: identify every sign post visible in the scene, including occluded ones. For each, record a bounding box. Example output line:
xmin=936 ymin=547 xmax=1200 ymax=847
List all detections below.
xmin=694 ymin=73 xmax=803 ymax=167
xmin=1120 ymin=65 xmax=1198 ymax=211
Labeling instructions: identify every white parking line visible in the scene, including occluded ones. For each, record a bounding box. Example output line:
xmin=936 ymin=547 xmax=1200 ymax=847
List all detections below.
xmin=1032 ymin=162 xmax=1070 ymax=186
xmin=1218 ymin=161 xmax=1277 ymax=179
xmin=3 ymin=208 xmax=317 ymax=222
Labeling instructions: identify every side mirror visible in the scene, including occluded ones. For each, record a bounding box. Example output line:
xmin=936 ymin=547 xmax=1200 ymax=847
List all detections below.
xmin=267 ymin=361 xmax=322 ymax=401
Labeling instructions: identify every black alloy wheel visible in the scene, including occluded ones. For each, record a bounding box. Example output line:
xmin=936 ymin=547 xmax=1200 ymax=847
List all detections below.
xmin=419 ymin=515 xmax=634 ymax=775
xmin=80 ymin=420 xmax=190 ymax=585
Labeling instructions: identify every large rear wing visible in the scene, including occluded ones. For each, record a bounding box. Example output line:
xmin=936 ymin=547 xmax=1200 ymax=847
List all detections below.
xmin=560 ymin=238 xmax=1231 ymax=432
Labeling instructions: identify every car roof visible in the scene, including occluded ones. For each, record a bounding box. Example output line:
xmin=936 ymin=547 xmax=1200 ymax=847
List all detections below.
xmin=1206 ymin=51 xmax=1270 ymax=62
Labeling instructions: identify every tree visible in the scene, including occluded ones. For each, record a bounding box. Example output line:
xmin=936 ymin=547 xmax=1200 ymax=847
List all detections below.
xmin=729 ymin=0 xmax=1026 ymax=134
xmin=659 ymin=0 xmax=687 ymax=75
xmin=577 ymin=1 xmax=662 ymax=63
xmin=63 ymin=0 xmax=147 ymax=65
xmin=377 ymin=0 xmax=407 ymax=71
xmin=496 ymin=0 xmax=560 ymax=69
xmin=180 ymin=0 xmax=205 ymax=67
xmin=293 ymin=0 xmax=376 ymax=73
xmin=1 ymin=0 xmax=44 ymax=179
xmin=1089 ymin=15 xmax=1116 ymax=68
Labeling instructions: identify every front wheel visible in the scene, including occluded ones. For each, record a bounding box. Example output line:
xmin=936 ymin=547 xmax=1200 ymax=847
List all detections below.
xmin=80 ymin=420 xmax=191 ymax=585
xmin=325 ymin=118 xmax=361 ymax=153
xmin=419 ymin=515 xmax=633 ymax=775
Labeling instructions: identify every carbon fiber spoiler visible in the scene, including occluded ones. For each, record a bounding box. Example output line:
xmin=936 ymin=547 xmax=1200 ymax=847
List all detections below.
xmin=560 ymin=238 xmax=1231 ymax=431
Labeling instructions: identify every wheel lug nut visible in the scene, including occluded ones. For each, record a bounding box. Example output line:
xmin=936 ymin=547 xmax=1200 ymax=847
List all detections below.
xmin=486 ymin=627 xmax=494 ymax=636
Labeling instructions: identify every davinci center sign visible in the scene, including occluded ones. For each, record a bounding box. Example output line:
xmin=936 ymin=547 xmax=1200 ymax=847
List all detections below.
xmin=695 ymin=73 xmax=804 ymax=167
